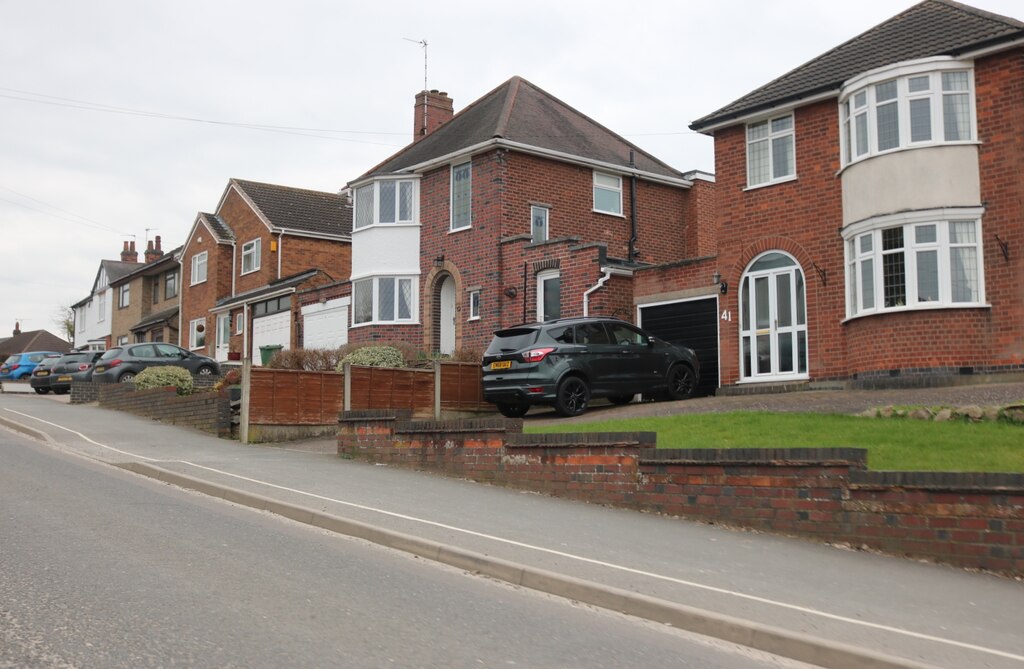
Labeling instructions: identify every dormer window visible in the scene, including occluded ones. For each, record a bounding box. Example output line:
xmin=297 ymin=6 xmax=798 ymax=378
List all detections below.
xmin=841 ymin=60 xmax=975 ymax=166
xmin=353 ymin=178 xmax=418 ymax=229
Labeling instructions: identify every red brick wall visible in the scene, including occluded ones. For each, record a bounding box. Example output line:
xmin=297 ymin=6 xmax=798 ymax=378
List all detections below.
xmin=338 ymin=414 xmax=1024 ymax=575
xmin=180 ymin=222 xmax=232 ymax=354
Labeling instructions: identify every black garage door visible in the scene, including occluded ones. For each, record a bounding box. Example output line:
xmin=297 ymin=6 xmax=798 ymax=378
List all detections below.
xmin=639 ymin=297 xmax=719 ymax=397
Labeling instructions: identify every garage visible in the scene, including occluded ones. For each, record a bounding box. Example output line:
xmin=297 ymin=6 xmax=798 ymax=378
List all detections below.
xmin=251 ymin=311 xmax=291 ymax=366
xmin=301 ymin=298 xmax=349 ymax=350
xmin=638 ymin=296 xmax=719 ymax=397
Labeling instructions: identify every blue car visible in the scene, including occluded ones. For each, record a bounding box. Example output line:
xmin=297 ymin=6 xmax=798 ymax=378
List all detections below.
xmin=0 ymin=351 xmax=63 ymax=380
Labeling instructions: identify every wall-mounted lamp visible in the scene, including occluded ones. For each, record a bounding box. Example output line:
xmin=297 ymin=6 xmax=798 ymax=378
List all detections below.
xmin=433 ymin=254 xmax=445 ymax=268
xmin=712 ymin=271 xmax=727 ymax=295
xmin=504 ymin=287 xmax=518 ymax=298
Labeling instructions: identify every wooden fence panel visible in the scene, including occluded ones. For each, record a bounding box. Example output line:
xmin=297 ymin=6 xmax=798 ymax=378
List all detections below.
xmin=439 ymin=361 xmax=489 ymax=412
xmin=249 ymin=368 xmax=343 ymax=425
xmin=349 ymin=366 xmax=434 ymax=415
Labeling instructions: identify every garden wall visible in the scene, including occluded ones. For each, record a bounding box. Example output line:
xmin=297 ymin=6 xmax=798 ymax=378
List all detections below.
xmin=337 ymin=411 xmax=1024 ymax=575
xmin=93 ymin=384 xmax=231 ymax=437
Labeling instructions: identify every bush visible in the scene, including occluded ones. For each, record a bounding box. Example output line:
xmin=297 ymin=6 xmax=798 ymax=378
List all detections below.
xmin=268 ymin=348 xmax=345 ymax=371
xmin=213 ymin=368 xmax=242 ymax=391
xmin=134 ymin=366 xmax=195 ymax=395
xmin=337 ymin=345 xmax=405 ymax=369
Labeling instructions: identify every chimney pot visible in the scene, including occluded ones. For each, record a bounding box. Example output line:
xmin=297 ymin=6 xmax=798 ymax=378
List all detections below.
xmin=413 ymin=89 xmax=455 ymax=142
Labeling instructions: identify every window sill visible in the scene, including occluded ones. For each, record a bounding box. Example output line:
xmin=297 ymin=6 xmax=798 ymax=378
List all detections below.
xmin=240 ymin=268 xmax=260 ymax=276
xmin=349 ymin=320 xmax=420 ymax=329
xmin=448 ymin=225 xmax=472 ymax=234
xmin=353 ymin=222 xmax=420 ymax=232
xmin=592 ymin=209 xmax=625 ymax=218
xmin=467 ymin=316 xmax=480 ymax=322
xmin=842 ymin=302 xmax=991 ymax=324
xmin=743 ymin=175 xmax=797 ymax=191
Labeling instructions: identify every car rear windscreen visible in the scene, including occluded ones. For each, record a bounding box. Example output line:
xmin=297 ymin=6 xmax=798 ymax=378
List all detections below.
xmin=486 ymin=328 xmax=539 ymax=354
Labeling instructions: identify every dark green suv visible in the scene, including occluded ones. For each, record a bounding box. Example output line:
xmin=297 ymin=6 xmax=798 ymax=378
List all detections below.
xmin=482 ymin=317 xmax=700 ymax=418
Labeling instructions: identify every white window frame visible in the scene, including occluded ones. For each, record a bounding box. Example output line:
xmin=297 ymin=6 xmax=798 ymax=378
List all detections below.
xmin=241 ymin=239 xmax=261 ymax=275
xmin=843 ymin=208 xmax=985 ymax=319
xmin=537 ymin=269 xmax=561 ymax=322
xmin=451 ymin=162 xmax=472 ymax=231
xmin=235 ymin=312 xmax=244 ymax=335
xmin=593 ymin=172 xmax=622 ymax=215
xmin=352 ymin=178 xmax=418 ymax=230
xmin=189 ymin=317 xmax=206 ymax=350
xmin=191 ymin=251 xmax=208 ymax=285
xmin=217 ymin=312 xmax=231 ymax=348
xmin=530 ymin=205 xmax=549 ymax=243
xmin=468 ymin=290 xmax=480 ymax=321
xmin=97 ymin=293 xmax=106 ymax=322
xmin=746 ymin=114 xmax=795 ymax=188
xmin=118 ymin=284 xmax=130 ymax=308
xmin=840 ymin=59 xmax=976 ymax=168
xmin=351 ymin=276 xmax=418 ymax=326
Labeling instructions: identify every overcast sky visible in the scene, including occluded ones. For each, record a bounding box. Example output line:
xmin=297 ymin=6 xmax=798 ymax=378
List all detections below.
xmin=2 ymin=0 xmax=1020 ymax=341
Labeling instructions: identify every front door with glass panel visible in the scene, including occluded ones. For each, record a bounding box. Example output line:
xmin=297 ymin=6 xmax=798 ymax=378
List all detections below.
xmin=739 ymin=252 xmax=808 ymax=381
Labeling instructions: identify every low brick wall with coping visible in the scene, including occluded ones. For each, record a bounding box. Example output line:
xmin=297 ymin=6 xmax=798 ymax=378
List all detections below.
xmin=91 ymin=384 xmax=231 ymax=437
xmin=338 ymin=411 xmax=1024 ymax=575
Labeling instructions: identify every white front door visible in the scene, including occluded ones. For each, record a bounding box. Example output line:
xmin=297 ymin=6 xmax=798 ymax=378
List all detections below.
xmin=739 ymin=252 xmax=808 ymax=381
xmin=215 ymin=313 xmax=231 ymax=362
xmin=439 ymin=276 xmax=455 ymax=355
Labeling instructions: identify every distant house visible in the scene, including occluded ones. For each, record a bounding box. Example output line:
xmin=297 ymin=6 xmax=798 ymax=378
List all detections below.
xmin=637 ymin=0 xmax=1024 ymax=390
xmin=108 ymin=236 xmax=181 ymax=346
xmin=0 ymin=322 xmax=71 ymax=358
xmin=179 ymin=179 xmax=352 ymax=364
xmin=72 ymin=242 xmax=145 ymax=351
xmin=344 ymin=77 xmax=715 ymax=369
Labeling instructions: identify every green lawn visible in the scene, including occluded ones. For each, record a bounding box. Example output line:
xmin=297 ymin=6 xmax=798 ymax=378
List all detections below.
xmin=526 ymin=412 xmax=1024 ymax=472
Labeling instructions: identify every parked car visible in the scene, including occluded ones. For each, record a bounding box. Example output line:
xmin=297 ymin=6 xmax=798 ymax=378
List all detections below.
xmin=92 ymin=343 xmax=219 ymax=384
xmin=28 ymin=354 xmax=64 ymax=394
xmin=48 ymin=350 xmax=105 ymax=394
xmin=482 ymin=317 xmax=700 ymax=418
xmin=1 ymin=351 xmax=63 ymax=381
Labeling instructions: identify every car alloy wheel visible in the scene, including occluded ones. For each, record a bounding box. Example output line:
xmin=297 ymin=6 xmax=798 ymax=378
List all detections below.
xmin=554 ymin=376 xmax=590 ymax=417
xmin=666 ymin=365 xmax=696 ymax=401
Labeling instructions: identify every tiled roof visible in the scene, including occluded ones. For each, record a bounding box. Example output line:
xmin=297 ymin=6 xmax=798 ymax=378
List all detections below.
xmin=198 ymin=212 xmax=234 ymax=242
xmin=214 ymin=268 xmax=324 ymax=310
xmin=232 ymin=179 xmax=353 ymax=238
xmin=691 ymin=0 xmax=1024 ymax=131
xmin=131 ymin=305 xmax=179 ymax=331
xmin=357 ymin=76 xmax=684 ymax=181
xmin=102 ymin=259 xmax=140 ymax=284
xmin=0 ymin=329 xmax=72 ymax=356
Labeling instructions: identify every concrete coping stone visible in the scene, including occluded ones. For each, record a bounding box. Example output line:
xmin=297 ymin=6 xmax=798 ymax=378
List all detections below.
xmin=506 ymin=431 xmax=656 ymax=449
xmin=850 ymin=470 xmax=1024 ymax=492
xmin=396 ymin=419 xmax=514 ymax=435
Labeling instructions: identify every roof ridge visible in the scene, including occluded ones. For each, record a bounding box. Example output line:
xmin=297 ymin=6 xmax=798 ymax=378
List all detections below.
xmin=495 ymin=76 xmax=523 ymax=138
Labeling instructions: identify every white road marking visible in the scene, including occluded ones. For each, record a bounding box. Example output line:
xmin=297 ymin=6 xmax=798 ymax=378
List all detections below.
xmin=6 ymin=407 xmax=1023 ymax=664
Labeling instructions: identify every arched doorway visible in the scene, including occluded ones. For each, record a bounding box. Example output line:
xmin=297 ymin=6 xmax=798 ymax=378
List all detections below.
xmin=739 ymin=251 xmax=808 ymax=381
xmin=437 ymin=275 xmax=456 ymax=355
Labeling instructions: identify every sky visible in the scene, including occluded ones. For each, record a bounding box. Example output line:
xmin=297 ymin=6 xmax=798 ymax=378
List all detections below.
xmin=2 ymin=0 xmax=1021 ymax=340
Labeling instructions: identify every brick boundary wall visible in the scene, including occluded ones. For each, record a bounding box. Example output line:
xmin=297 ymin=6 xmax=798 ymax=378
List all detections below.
xmin=93 ymin=384 xmax=231 ymax=437
xmin=338 ymin=411 xmax=1024 ymax=575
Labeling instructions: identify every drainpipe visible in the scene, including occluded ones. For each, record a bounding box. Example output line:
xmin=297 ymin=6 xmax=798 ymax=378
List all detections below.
xmin=628 ymin=150 xmax=638 ymax=263
xmin=582 ymin=269 xmax=613 ymax=317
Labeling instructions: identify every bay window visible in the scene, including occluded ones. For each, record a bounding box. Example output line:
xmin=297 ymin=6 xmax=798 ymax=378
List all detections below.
xmin=353 ymin=178 xmax=418 ymax=229
xmin=845 ymin=210 xmax=984 ymax=318
xmin=352 ymin=276 xmax=416 ymax=325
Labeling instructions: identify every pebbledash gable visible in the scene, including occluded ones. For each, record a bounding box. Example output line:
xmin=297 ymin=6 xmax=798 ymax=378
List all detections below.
xmin=635 ymin=0 xmax=1024 ymax=390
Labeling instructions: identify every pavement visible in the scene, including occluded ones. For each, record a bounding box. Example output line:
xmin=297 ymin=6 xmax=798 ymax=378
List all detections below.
xmin=2 ymin=382 xmax=1024 ymax=669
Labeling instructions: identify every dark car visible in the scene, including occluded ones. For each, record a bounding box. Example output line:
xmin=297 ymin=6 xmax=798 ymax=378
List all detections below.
xmin=92 ymin=343 xmax=219 ymax=384
xmin=481 ymin=317 xmax=700 ymax=418
xmin=28 ymin=354 xmax=64 ymax=394
xmin=48 ymin=350 xmax=105 ymax=394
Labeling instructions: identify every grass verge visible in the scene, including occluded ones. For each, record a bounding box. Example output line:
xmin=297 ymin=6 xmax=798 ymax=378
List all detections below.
xmin=526 ymin=411 xmax=1024 ymax=472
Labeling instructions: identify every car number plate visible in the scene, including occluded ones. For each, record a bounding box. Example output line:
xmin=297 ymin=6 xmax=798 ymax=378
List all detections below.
xmin=58 ymin=375 xmax=72 ymax=382
xmin=94 ymin=366 xmax=105 ymax=373
xmin=490 ymin=360 xmax=512 ymax=370
xmin=37 ymin=371 xmax=49 ymax=376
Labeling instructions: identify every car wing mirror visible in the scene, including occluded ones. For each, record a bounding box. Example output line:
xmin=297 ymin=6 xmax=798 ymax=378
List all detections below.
xmin=647 ymin=336 xmax=656 ymax=346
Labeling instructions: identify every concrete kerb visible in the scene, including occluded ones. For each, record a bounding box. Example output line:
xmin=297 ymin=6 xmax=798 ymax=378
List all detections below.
xmin=114 ymin=460 xmax=937 ymax=669
xmin=0 ymin=414 xmax=54 ymax=443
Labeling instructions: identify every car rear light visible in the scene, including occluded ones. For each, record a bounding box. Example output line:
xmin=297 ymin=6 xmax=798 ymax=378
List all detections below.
xmin=8 ymin=364 xmax=19 ymax=371
xmin=78 ymin=364 xmax=91 ymax=371
xmin=521 ymin=347 xmax=555 ymax=363
xmin=526 ymin=387 xmax=545 ymax=394
xmin=105 ymin=359 xmax=122 ymax=369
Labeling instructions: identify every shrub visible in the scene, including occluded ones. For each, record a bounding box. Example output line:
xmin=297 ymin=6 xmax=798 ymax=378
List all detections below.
xmin=134 ymin=366 xmax=195 ymax=395
xmin=213 ymin=368 xmax=242 ymax=391
xmin=337 ymin=345 xmax=405 ymax=370
xmin=268 ymin=348 xmax=346 ymax=371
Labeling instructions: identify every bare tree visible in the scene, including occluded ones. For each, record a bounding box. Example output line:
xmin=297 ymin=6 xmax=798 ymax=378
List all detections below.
xmin=54 ymin=304 xmax=75 ymax=343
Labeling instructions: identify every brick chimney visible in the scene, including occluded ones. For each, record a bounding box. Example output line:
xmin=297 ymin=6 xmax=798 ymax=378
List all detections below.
xmin=12 ymin=321 xmax=21 ymax=336
xmin=120 ymin=240 xmax=138 ymax=263
xmin=413 ymin=89 xmax=454 ymax=142
xmin=144 ymin=235 xmax=164 ymax=263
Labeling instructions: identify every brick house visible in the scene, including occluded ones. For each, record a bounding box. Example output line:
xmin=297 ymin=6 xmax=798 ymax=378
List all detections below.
xmin=107 ymin=236 xmax=182 ymax=346
xmin=179 ymin=179 xmax=352 ymax=365
xmin=637 ymin=0 xmax=1024 ymax=391
xmin=72 ymin=242 xmax=144 ymax=351
xmin=345 ymin=76 xmax=714 ymax=368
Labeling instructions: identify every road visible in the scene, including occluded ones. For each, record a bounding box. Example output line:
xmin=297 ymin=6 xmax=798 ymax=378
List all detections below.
xmin=2 ymin=392 xmax=1023 ymax=669
xmin=0 ymin=427 xmax=810 ymax=668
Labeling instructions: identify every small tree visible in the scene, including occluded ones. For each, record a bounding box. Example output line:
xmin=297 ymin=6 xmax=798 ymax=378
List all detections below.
xmin=54 ymin=303 xmax=75 ymax=342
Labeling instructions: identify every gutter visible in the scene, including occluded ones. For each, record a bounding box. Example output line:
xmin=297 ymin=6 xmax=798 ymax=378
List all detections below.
xmin=582 ymin=266 xmax=633 ymax=317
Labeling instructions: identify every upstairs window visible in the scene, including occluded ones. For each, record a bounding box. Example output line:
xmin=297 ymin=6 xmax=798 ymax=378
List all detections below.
xmin=191 ymin=251 xmax=208 ymax=285
xmin=118 ymin=284 xmax=130 ymax=308
xmin=241 ymin=239 xmax=261 ymax=274
xmin=353 ymin=179 xmax=417 ymax=229
xmin=841 ymin=61 xmax=974 ymax=166
xmin=593 ymin=172 xmax=622 ymax=215
xmin=531 ymin=205 xmax=549 ymax=243
xmin=165 ymin=271 xmax=178 ymax=300
xmin=746 ymin=114 xmax=795 ymax=187
xmin=451 ymin=162 xmax=472 ymax=230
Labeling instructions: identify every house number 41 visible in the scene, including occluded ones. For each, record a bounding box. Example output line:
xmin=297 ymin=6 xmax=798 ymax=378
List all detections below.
xmin=721 ymin=310 xmax=732 ymax=322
